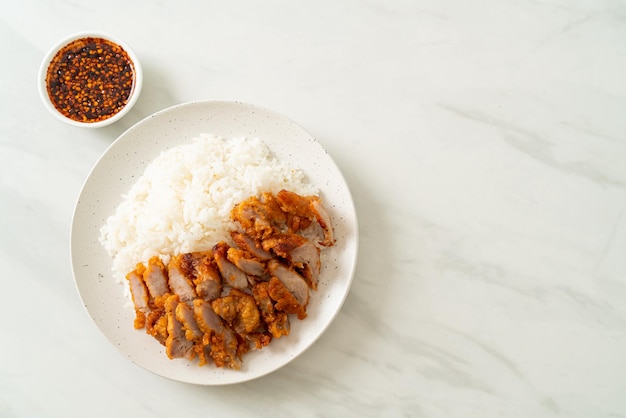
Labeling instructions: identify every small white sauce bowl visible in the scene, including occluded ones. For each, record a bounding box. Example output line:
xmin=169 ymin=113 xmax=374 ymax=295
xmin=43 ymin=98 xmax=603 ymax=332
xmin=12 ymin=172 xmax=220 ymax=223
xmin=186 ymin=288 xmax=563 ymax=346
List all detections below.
xmin=38 ymin=31 xmax=143 ymax=128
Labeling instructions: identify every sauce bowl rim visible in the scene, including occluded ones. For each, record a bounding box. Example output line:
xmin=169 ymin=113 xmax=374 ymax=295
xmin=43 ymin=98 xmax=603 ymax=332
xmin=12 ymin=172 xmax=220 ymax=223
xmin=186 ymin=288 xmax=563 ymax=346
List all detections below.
xmin=38 ymin=31 xmax=143 ymax=128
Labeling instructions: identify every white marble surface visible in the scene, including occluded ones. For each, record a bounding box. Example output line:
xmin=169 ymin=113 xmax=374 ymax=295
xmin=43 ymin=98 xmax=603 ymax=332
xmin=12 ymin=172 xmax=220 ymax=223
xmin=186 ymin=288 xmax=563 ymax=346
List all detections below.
xmin=1 ymin=0 xmax=625 ymax=416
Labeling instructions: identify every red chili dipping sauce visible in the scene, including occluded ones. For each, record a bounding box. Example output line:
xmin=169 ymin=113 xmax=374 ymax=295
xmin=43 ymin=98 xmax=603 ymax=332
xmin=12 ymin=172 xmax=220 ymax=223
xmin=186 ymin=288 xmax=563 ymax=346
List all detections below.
xmin=45 ymin=37 xmax=136 ymax=123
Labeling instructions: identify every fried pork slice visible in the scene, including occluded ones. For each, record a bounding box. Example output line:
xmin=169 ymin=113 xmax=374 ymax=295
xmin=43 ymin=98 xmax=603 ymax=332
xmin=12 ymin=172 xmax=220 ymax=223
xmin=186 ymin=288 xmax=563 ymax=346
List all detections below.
xmin=212 ymin=289 xmax=261 ymax=335
xmin=210 ymin=294 xmax=237 ymax=324
xmin=230 ymin=192 xmax=287 ymax=241
xmin=167 ymin=255 xmax=197 ymax=302
xmin=290 ymin=240 xmax=321 ymax=290
xmin=259 ymin=191 xmax=288 ymax=223
xmin=175 ymin=300 xmax=212 ymax=365
xmin=211 ymin=329 xmax=242 ymax=370
xmin=246 ymin=332 xmax=272 ymax=350
xmin=262 ymin=233 xmax=321 ymax=289
xmin=193 ymin=299 xmax=241 ymax=369
xmin=231 ymin=231 xmax=272 ymax=261
xmin=227 ymin=247 xmax=266 ymax=277
xmin=178 ymin=251 xmax=222 ymax=301
xmin=261 ymin=232 xmax=305 ymax=258
xmin=164 ymin=295 xmax=195 ymax=360
xmin=268 ymin=259 xmax=309 ymax=310
xmin=193 ymin=298 xmax=224 ymax=334
xmin=214 ymin=242 xmax=249 ymax=289
xmin=146 ymin=308 xmax=168 ymax=345
xmin=233 ymin=289 xmax=262 ymax=335
xmin=175 ymin=301 xmax=203 ymax=342
xmin=143 ymin=256 xmax=170 ymax=306
xmin=252 ymin=282 xmax=290 ymax=338
xmin=268 ymin=276 xmax=307 ymax=320
xmin=212 ymin=290 xmax=266 ymax=356
xmin=310 ymin=198 xmax=334 ymax=246
xmin=127 ymin=267 xmax=149 ymax=329
xmin=276 ymin=189 xmax=335 ymax=246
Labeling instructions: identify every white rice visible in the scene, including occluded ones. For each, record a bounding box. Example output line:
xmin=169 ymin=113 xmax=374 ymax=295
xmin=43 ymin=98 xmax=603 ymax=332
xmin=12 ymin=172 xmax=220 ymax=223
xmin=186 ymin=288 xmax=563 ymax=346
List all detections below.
xmin=99 ymin=134 xmax=317 ymax=283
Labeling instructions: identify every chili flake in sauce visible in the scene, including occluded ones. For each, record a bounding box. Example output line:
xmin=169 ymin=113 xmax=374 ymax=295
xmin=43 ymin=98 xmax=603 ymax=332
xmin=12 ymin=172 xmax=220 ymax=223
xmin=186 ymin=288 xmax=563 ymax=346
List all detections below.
xmin=45 ymin=37 xmax=136 ymax=123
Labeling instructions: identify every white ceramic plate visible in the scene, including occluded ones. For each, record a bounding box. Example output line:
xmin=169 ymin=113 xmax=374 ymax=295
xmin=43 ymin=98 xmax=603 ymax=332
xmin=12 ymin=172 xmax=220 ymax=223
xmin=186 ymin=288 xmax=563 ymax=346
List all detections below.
xmin=70 ymin=100 xmax=358 ymax=385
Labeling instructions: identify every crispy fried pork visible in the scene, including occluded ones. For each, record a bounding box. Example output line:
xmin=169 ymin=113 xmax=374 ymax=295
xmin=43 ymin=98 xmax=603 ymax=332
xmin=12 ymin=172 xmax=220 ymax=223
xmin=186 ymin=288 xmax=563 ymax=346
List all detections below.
xmin=178 ymin=251 xmax=222 ymax=301
xmin=227 ymin=247 xmax=266 ymax=277
xmin=213 ymin=289 xmax=262 ymax=336
xmin=261 ymin=232 xmax=307 ymax=258
xmin=230 ymin=192 xmax=286 ymax=240
xmin=246 ymin=332 xmax=272 ymax=350
xmin=310 ymin=198 xmax=334 ymax=246
xmin=143 ymin=257 xmax=171 ymax=309
xmin=193 ymin=298 xmax=224 ymax=334
xmin=127 ymin=267 xmax=149 ymax=329
xmin=193 ymin=299 xmax=241 ymax=369
xmin=214 ymin=242 xmax=249 ymax=289
xmin=252 ymin=282 xmax=290 ymax=338
xmin=175 ymin=300 xmax=212 ymax=365
xmin=262 ymin=233 xmax=321 ymax=289
xmin=212 ymin=289 xmax=268 ymax=354
xmin=175 ymin=301 xmax=203 ymax=342
xmin=210 ymin=329 xmax=242 ymax=370
xmin=276 ymin=189 xmax=335 ymax=246
xmin=267 ymin=276 xmax=307 ymax=320
xmin=210 ymin=294 xmax=237 ymax=324
xmin=289 ymin=240 xmax=321 ymax=290
xmin=164 ymin=295 xmax=195 ymax=360
xmin=167 ymin=255 xmax=197 ymax=302
xmin=230 ymin=231 xmax=272 ymax=261
xmin=234 ymin=299 xmax=260 ymax=336
xmin=195 ymin=271 xmax=222 ymax=302
xmin=145 ymin=308 xmax=168 ymax=345
xmin=123 ymin=189 xmax=335 ymax=370
xmin=268 ymin=259 xmax=309 ymax=309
